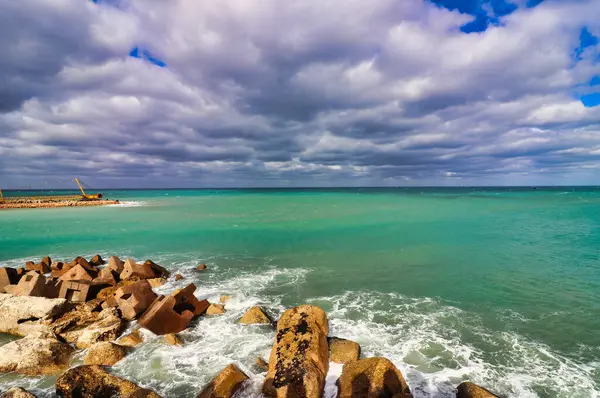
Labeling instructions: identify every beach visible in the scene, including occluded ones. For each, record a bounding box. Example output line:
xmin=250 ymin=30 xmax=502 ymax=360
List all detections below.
xmin=0 ymin=196 xmax=119 ymax=210
xmin=0 ymin=188 xmax=598 ymax=397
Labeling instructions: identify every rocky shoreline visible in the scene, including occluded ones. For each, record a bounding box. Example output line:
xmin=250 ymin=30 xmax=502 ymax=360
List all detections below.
xmin=0 ymin=255 xmax=499 ymax=398
xmin=0 ymin=198 xmax=119 ymax=209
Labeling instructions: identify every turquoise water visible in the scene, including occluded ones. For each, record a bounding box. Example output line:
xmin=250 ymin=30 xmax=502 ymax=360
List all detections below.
xmin=0 ymin=188 xmax=599 ymax=397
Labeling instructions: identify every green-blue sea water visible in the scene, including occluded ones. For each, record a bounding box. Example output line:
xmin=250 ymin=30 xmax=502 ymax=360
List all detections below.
xmin=0 ymin=188 xmax=599 ymax=397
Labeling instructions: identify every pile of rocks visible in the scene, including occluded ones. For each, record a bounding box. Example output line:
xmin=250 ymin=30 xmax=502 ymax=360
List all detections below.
xmin=0 ymin=255 xmax=498 ymax=398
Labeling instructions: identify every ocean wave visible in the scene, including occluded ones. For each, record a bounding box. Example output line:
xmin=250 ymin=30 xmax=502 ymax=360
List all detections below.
xmin=107 ymin=200 xmax=146 ymax=207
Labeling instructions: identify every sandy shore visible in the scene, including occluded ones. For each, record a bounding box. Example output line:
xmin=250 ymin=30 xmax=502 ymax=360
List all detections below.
xmin=0 ymin=198 xmax=119 ymax=209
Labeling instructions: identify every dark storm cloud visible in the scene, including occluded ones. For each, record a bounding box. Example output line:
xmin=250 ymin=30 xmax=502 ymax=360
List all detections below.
xmin=1 ymin=0 xmax=600 ymax=188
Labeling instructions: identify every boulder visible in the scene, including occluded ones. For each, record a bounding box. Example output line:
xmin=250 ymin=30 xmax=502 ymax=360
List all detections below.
xmin=148 ymin=278 xmax=167 ymax=288
xmin=174 ymin=274 xmax=183 ymax=281
xmin=41 ymin=256 xmax=52 ymax=268
xmin=329 ymin=337 xmax=361 ymax=363
xmin=336 ymin=357 xmax=412 ymax=398
xmin=0 ymin=333 xmax=74 ymax=375
xmin=118 ymin=329 xmax=144 ymax=347
xmin=197 ymin=364 xmax=249 ymax=398
xmin=84 ymin=342 xmax=128 ymax=366
xmin=94 ymin=268 xmax=119 ymax=286
xmin=206 ymin=304 xmax=225 ymax=316
xmin=220 ymin=295 xmax=231 ymax=304
xmin=0 ymin=267 xmax=22 ymax=293
xmin=143 ymin=260 xmax=170 ymax=278
xmin=59 ymin=264 xmax=97 ymax=282
xmin=172 ymin=284 xmax=209 ymax=316
xmin=262 ymin=305 xmax=329 ymax=398
xmin=138 ymin=296 xmax=194 ymax=335
xmin=5 ymin=271 xmax=47 ymax=297
xmin=89 ymin=254 xmax=106 ymax=266
xmin=73 ymin=256 xmax=95 ymax=271
xmin=108 ymin=255 xmax=125 ymax=274
xmin=163 ymin=333 xmax=183 ymax=345
xmin=48 ymin=306 xmax=124 ymax=348
xmin=255 ymin=357 xmax=269 ymax=372
xmin=43 ymin=278 xmax=62 ymax=299
xmin=96 ymin=278 xmax=141 ymax=301
xmin=25 ymin=261 xmax=50 ymax=275
xmin=115 ymin=280 xmax=158 ymax=320
xmin=0 ymin=387 xmax=37 ymax=398
xmin=239 ymin=306 xmax=273 ymax=325
xmin=456 ymin=382 xmax=498 ymax=398
xmin=56 ymin=365 xmax=162 ymax=398
xmin=58 ymin=280 xmax=110 ymax=303
xmin=195 ymin=264 xmax=207 ymax=271
xmin=0 ymin=293 xmax=70 ymax=336
xmin=51 ymin=261 xmax=64 ymax=271
xmin=120 ymin=259 xmax=156 ymax=280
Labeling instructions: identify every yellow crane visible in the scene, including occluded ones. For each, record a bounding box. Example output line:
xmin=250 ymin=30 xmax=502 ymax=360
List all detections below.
xmin=74 ymin=178 xmax=103 ymax=200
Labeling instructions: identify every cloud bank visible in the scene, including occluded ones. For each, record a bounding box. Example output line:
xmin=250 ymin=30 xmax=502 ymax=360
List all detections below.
xmin=1 ymin=0 xmax=600 ymax=188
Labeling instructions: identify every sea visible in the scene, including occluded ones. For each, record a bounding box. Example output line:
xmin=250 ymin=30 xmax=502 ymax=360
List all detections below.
xmin=0 ymin=187 xmax=598 ymax=397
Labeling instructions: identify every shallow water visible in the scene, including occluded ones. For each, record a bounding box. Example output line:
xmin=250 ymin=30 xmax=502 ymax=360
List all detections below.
xmin=0 ymin=187 xmax=599 ymax=397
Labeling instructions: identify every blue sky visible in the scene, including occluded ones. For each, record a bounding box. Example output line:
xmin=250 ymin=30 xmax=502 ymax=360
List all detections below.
xmin=1 ymin=0 xmax=600 ymax=188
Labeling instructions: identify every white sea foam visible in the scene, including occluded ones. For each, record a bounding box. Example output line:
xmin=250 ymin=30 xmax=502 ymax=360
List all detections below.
xmin=0 ymin=260 xmax=598 ymax=397
xmin=107 ymin=200 xmax=146 ymax=207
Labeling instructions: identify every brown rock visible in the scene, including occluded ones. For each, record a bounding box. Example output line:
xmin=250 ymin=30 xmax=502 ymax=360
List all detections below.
xmin=143 ymin=259 xmax=170 ymax=278
xmin=48 ymin=306 xmax=124 ymax=348
xmin=6 ymin=271 xmax=47 ymax=297
xmin=197 ymin=364 xmax=249 ymax=398
xmin=219 ymin=295 xmax=231 ymax=304
xmin=255 ymin=357 xmax=269 ymax=372
xmin=74 ymin=256 xmax=94 ymax=271
xmin=206 ymin=304 xmax=225 ymax=316
xmin=329 ymin=337 xmax=361 ymax=364
xmin=94 ymin=267 xmax=120 ymax=286
xmin=43 ymin=278 xmax=62 ymax=299
xmin=0 ymin=267 xmax=22 ymax=293
xmin=101 ymin=296 xmax=118 ymax=310
xmin=195 ymin=264 xmax=207 ymax=271
xmin=59 ymin=264 xmax=97 ymax=282
xmin=262 ymin=305 xmax=329 ymax=398
xmin=336 ymin=357 xmax=412 ymax=398
xmin=75 ymin=308 xmax=124 ymax=348
xmin=174 ymin=274 xmax=184 ymax=281
xmin=138 ymin=295 xmax=194 ymax=335
xmin=0 ymin=333 xmax=74 ymax=376
xmin=56 ymin=365 xmax=162 ymax=398
xmin=58 ymin=280 xmax=110 ymax=303
xmin=120 ymin=259 xmax=156 ymax=280
xmin=50 ymin=261 xmax=64 ymax=271
xmin=172 ymin=284 xmax=209 ymax=316
xmin=108 ymin=255 xmax=125 ymax=274
xmin=148 ymin=277 xmax=167 ymax=288
xmin=89 ymin=254 xmax=106 ymax=266
xmin=96 ymin=278 xmax=141 ymax=301
xmin=456 ymin=382 xmax=498 ymax=398
xmin=118 ymin=329 xmax=144 ymax=347
xmin=25 ymin=261 xmax=49 ymax=275
xmin=163 ymin=333 xmax=183 ymax=345
xmin=40 ymin=256 xmax=52 ymax=268
xmin=0 ymin=387 xmax=37 ymax=398
xmin=115 ymin=280 xmax=158 ymax=320
xmin=84 ymin=342 xmax=127 ymax=366
xmin=239 ymin=306 xmax=273 ymax=325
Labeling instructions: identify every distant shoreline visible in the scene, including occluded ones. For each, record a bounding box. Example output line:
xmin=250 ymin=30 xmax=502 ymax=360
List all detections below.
xmin=0 ymin=197 xmax=119 ymax=210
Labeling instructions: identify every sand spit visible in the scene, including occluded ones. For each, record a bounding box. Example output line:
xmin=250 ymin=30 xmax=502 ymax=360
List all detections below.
xmin=0 ymin=197 xmax=119 ymax=210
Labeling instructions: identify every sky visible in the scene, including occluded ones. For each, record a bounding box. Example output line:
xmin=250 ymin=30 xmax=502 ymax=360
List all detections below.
xmin=1 ymin=0 xmax=600 ymax=188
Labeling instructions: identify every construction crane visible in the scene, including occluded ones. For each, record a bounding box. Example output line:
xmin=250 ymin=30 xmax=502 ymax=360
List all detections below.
xmin=74 ymin=178 xmax=103 ymax=200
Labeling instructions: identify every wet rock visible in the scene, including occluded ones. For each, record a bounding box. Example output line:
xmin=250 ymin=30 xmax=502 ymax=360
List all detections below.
xmin=255 ymin=357 xmax=269 ymax=372
xmin=456 ymin=382 xmax=498 ymax=398
xmin=108 ymin=255 xmax=125 ymax=274
xmin=0 ymin=387 xmax=37 ymax=398
xmin=163 ymin=333 xmax=183 ymax=346
xmin=239 ymin=306 xmax=274 ymax=325
xmin=84 ymin=342 xmax=127 ymax=366
xmin=59 ymin=264 xmax=97 ymax=282
xmin=147 ymin=278 xmax=167 ymax=288
xmin=48 ymin=306 xmax=124 ymax=348
xmin=0 ymin=267 xmax=22 ymax=293
xmin=56 ymin=365 xmax=162 ymax=398
xmin=120 ymin=259 xmax=157 ymax=280
xmin=174 ymin=274 xmax=184 ymax=281
xmin=206 ymin=304 xmax=225 ymax=316
xmin=262 ymin=305 xmax=329 ymax=398
xmin=115 ymin=280 xmax=158 ymax=320
xmin=75 ymin=308 xmax=124 ymax=348
xmin=172 ymin=284 xmax=209 ymax=316
xmin=118 ymin=329 xmax=144 ymax=347
xmin=89 ymin=254 xmax=105 ymax=267
xmin=328 ymin=337 xmax=361 ymax=364
xmin=0 ymin=293 xmax=70 ymax=336
xmin=197 ymin=364 xmax=249 ymax=398
xmin=336 ymin=357 xmax=412 ymax=398
xmin=195 ymin=264 xmax=207 ymax=271
xmin=143 ymin=259 xmax=170 ymax=278
xmin=219 ymin=295 xmax=231 ymax=304
xmin=0 ymin=333 xmax=74 ymax=375
xmin=138 ymin=296 xmax=194 ymax=335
